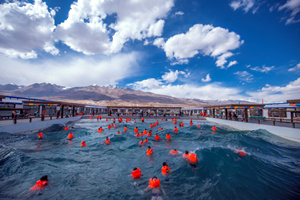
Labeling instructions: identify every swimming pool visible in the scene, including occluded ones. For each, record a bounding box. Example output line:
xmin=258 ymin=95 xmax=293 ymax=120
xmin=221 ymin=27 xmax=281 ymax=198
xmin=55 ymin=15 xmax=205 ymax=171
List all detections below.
xmin=0 ymin=118 xmax=300 ymax=199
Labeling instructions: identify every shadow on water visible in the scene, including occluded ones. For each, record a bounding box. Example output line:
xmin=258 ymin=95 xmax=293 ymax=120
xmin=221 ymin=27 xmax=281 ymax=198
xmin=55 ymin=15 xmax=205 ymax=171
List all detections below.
xmin=0 ymin=119 xmax=300 ymax=200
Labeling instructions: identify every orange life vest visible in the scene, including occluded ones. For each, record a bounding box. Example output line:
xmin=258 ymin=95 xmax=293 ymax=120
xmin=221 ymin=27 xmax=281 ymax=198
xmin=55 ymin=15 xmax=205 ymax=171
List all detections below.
xmin=161 ymin=166 xmax=170 ymax=174
xmin=166 ymin=134 xmax=171 ymax=139
xmin=182 ymin=153 xmax=189 ymax=159
xmin=180 ymin=123 xmax=184 ymax=127
xmin=135 ymin=133 xmax=140 ymax=137
xmin=144 ymin=138 xmax=148 ymax=143
xmin=190 ymin=122 xmax=193 ymax=126
xmin=149 ymin=178 xmax=160 ymax=188
xmin=67 ymin=133 xmax=73 ymax=139
xmin=146 ymin=148 xmax=153 ymax=155
xmin=150 ymin=124 xmax=153 ymax=128
xmin=134 ymin=128 xmax=138 ymax=133
xmin=143 ymin=130 xmax=147 ymax=135
xmin=139 ymin=141 xmax=144 ymax=146
xmin=124 ymin=127 xmax=127 ymax=132
xmin=169 ymin=150 xmax=178 ymax=155
xmin=105 ymin=138 xmax=111 ymax=145
xmin=131 ymin=168 xmax=142 ymax=178
xmin=147 ymin=132 xmax=152 ymax=137
xmin=108 ymin=125 xmax=111 ymax=129
xmin=155 ymin=135 xmax=160 ymax=141
xmin=117 ymin=131 xmax=121 ymax=135
xmin=174 ymin=127 xmax=178 ymax=133
xmin=212 ymin=126 xmax=217 ymax=131
xmin=64 ymin=127 xmax=69 ymax=131
xmin=188 ymin=153 xmax=198 ymax=163
xmin=81 ymin=141 xmax=86 ymax=147
xmin=30 ymin=180 xmax=47 ymax=191
xmin=37 ymin=132 xmax=43 ymax=138
xmin=156 ymin=121 xmax=159 ymax=125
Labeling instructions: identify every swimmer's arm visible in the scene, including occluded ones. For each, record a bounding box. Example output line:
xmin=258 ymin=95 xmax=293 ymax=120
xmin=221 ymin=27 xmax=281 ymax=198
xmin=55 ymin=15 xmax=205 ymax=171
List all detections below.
xmin=144 ymin=186 xmax=151 ymax=193
xmin=160 ymin=185 xmax=167 ymax=196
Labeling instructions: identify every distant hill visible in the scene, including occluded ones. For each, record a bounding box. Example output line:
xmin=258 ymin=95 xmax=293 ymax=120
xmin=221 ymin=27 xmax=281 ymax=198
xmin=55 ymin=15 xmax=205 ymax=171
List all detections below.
xmin=0 ymin=83 xmax=251 ymax=107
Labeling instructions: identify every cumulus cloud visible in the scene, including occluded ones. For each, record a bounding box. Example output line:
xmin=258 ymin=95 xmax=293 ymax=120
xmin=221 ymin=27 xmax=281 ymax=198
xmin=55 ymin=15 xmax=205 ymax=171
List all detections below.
xmin=153 ymin=38 xmax=165 ymax=48
xmin=0 ymin=52 xmax=140 ymax=86
xmin=230 ymin=0 xmax=256 ymax=13
xmin=161 ymin=24 xmax=243 ymax=68
xmin=227 ymin=60 xmax=238 ymax=68
xmin=56 ymin=0 xmax=174 ymax=55
xmin=0 ymin=0 xmax=58 ymax=59
xmin=234 ymin=71 xmax=253 ymax=82
xmin=288 ymin=63 xmax=300 ymax=72
xmin=128 ymin=81 xmax=245 ymax=100
xmin=250 ymin=65 xmax=274 ymax=73
xmin=278 ymin=0 xmax=300 ymax=25
xmin=201 ymin=74 xmax=212 ymax=82
xmin=162 ymin=69 xmax=190 ymax=83
xmin=247 ymin=77 xmax=300 ymax=102
xmin=127 ymin=78 xmax=163 ymax=90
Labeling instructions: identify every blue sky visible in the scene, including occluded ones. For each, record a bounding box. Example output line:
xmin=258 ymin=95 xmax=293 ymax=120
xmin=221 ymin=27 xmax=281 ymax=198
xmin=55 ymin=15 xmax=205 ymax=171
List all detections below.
xmin=0 ymin=0 xmax=299 ymax=103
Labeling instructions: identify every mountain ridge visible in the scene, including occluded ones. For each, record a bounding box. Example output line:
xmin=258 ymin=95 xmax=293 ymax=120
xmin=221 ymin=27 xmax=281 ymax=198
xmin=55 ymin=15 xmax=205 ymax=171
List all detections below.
xmin=0 ymin=83 xmax=252 ymax=107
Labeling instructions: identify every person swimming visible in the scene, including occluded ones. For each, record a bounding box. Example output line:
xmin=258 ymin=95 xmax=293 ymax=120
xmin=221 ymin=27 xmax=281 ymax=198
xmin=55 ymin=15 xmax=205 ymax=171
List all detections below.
xmin=139 ymin=139 xmax=144 ymax=147
xmin=131 ymin=168 xmax=142 ymax=179
xmin=188 ymin=152 xmax=198 ymax=167
xmin=212 ymin=126 xmax=217 ymax=131
xmin=155 ymin=134 xmax=160 ymax=141
xmin=144 ymin=176 xmax=166 ymax=200
xmin=161 ymin=162 xmax=171 ymax=175
xmin=169 ymin=149 xmax=178 ymax=155
xmin=116 ymin=131 xmax=121 ymax=135
xmin=174 ymin=127 xmax=178 ymax=133
xmin=166 ymin=133 xmax=171 ymax=140
xmin=124 ymin=125 xmax=127 ymax=132
xmin=147 ymin=130 xmax=152 ymax=137
xmin=81 ymin=141 xmax=86 ymax=147
xmin=105 ymin=137 xmax=111 ymax=145
xmin=144 ymin=138 xmax=148 ymax=143
xmin=182 ymin=150 xmax=189 ymax=159
xmin=146 ymin=146 xmax=153 ymax=155
xmin=37 ymin=132 xmax=43 ymax=139
xmin=67 ymin=133 xmax=73 ymax=140
xmin=30 ymin=175 xmax=48 ymax=191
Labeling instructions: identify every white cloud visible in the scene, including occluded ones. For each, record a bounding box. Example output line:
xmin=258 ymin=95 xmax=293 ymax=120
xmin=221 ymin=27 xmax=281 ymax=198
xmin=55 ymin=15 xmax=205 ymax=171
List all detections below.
xmin=250 ymin=65 xmax=274 ymax=73
xmin=227 ymin=60 xmax=238 ymax=68
xmin=56 ymin=0 xmax=174 ymax=55
xmin=0 ymin=52 xmax=140 ymax=87
xmin=127 ymin=78 xmax=163 ymax=90
xmin=230 ymin=0 xmax=256 ymax=13
xmin=216 ymin=52 xmax=234 ymax=69
xmin=0 ymin=0 xmax=58 ymax=59
xmin=288 ymin=63 xmax=300 ymax=72
xmin=128 ymin=81 xmax=244 ymax=100
xmin=234 ymin=71 xmax=253 ymax=82
xmin=153 ymin=38 xmax=165 ymax=48
xmin=278 ymin=0 xmax=300 ymax=25
xmin=162 ymin=69 xmax=190 ymax=83
xmin=175 ymin=11 xmax=184 ymax=15
xmin=161 ymin=24 xmax=243 ymax=68
xmin=201 ymin=74 xmax=212 ymax=82
xmin=247 ymin=77 xmax=300 ymax=102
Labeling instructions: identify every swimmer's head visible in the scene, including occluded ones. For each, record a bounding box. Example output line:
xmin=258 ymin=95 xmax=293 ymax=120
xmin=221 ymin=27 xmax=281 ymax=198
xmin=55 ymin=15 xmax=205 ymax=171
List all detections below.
xmin=148 ymin=146 xmax=151 ymax=149
xmin=185 ymin=150 xmax=189 ymax=154
xmin=152 ymin=176 xmax=157 ymax=180
xmin=162 ymin=162 xmax=168 ymax=166
xmin=40 ymin=175 xmax=48 ymax=181
xmin=106 ymin=137 xmax=109 ymax=139
xmin=133 ymin=168 xmax=137 ymax=171
xmin=174 ymin=149 xmax=177 ymax=151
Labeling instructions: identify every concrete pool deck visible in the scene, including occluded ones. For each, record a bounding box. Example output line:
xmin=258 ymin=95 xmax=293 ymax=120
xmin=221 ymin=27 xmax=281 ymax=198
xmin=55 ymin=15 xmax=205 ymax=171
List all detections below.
xmin=206 ymin=117 xmax=300 ymax=143
xmin=0 ymin=116 xmax=82 ymax=134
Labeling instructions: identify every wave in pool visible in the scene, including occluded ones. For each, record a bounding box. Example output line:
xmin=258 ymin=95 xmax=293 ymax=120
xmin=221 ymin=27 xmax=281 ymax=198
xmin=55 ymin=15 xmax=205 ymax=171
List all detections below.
xmin=0 ymin=119 xmax=300 ymax=200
